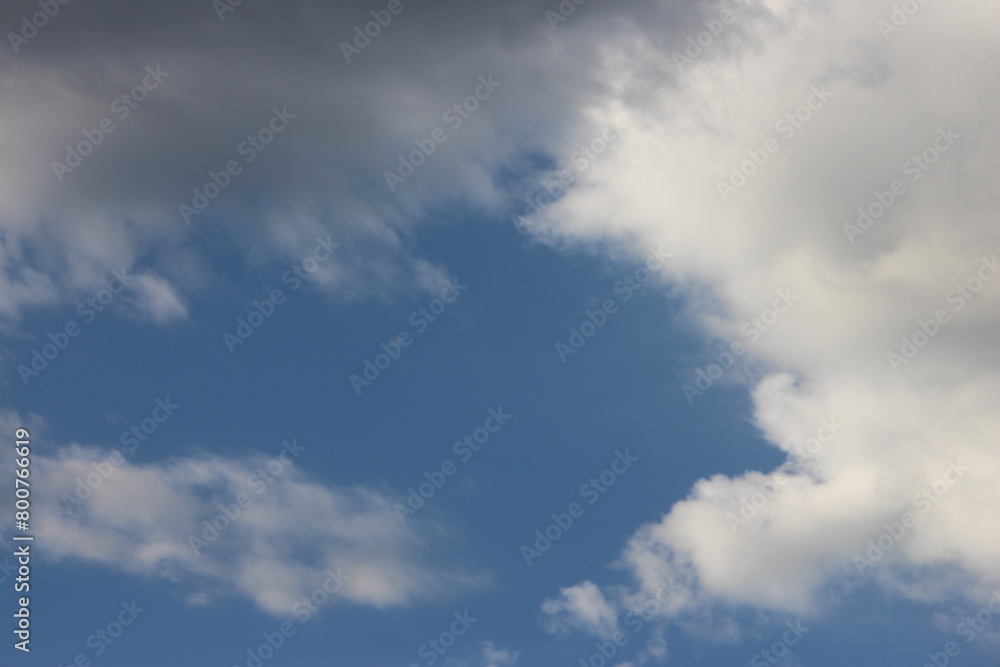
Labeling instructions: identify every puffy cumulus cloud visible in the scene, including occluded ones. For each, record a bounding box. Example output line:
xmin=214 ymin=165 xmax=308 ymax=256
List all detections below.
xmin=0 ymin=410 xmax=485 ymax=615
xmin=0 ymin=0 xmax=694 ymax=326
xmin=541 ymin=581 xmax=621 ymax=640
xmin=537 ymin=0 xmax=1000 ymax=640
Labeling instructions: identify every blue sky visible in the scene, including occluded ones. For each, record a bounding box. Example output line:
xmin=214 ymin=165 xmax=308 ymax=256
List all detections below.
xmin=1 ymin=217 xmax=769 ymax=665
xmin=1 ymin=1 xmax=1000 ymax=666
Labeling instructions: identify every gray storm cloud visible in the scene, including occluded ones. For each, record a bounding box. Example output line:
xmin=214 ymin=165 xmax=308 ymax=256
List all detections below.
xmin=0 ymin=0 xmax=687 ymax=323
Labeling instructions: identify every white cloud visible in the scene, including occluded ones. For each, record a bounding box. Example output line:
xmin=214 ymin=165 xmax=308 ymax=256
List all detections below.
xmin=638 ymin=628 xmax=667 ymax=663
xmin=126 ymin=272 xmax=189 ymax=323
xmin=541 ymin=581 xmax=621 ymax=639
xmin=479 ymin=641 xmax=521 ymax=667
xmin=3 ymin=0 xmax=996 ymax=646
xmin=538 ymin=0 xmax=1000 ymax=640
xmin=1 ymin=412 xmax=485 ymax=615
xmin=447 ymin=640 xmax=520 ymax=667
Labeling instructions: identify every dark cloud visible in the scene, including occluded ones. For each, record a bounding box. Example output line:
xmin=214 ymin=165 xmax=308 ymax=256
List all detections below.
xmin=0 ymin=0 xmax=690 ymax=320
